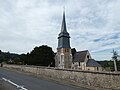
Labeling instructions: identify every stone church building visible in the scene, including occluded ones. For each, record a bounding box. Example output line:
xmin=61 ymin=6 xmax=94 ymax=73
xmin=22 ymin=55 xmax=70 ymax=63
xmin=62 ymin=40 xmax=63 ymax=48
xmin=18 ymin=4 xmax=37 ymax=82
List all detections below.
xmin=55 ymin=11 xmax=102 ymax=71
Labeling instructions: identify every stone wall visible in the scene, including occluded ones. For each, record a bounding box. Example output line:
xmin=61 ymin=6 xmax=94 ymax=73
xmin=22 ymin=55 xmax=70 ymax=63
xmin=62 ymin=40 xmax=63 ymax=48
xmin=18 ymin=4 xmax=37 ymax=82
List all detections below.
xmin=3 ymin=64 xmax=120 ymax=90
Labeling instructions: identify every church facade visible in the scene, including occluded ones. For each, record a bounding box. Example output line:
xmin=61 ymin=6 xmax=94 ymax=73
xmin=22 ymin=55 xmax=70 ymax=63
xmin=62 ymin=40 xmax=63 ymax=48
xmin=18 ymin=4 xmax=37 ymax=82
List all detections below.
xmin=55 ymin=11 xmax=102 ymax=71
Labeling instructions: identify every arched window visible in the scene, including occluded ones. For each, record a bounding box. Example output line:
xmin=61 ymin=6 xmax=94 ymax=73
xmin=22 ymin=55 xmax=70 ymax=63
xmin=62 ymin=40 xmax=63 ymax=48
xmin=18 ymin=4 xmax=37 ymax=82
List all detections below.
xmin=60 ymin=53 xmax=64 ymax=68
xmin=87 ymin=55 xmax=89 ymax=59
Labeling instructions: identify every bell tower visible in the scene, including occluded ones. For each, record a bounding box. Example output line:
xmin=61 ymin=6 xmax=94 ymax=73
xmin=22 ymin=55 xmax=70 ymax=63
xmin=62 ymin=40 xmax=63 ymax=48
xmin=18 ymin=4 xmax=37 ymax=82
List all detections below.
xmin=55 ymin=11 xmax=72 ymax=68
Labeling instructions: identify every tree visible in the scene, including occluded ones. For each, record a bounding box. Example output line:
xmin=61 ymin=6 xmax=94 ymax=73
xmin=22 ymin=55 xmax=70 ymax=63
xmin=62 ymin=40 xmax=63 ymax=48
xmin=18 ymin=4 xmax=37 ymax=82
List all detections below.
xmin=0 ymin=45 xmax=55 ymax=67
xmin=28 ymin=45 xmax=55 ymax=66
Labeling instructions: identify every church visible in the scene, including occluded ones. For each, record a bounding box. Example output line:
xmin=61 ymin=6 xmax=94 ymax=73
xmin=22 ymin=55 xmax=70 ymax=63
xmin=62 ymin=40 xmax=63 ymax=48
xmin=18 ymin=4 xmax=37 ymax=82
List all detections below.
xmin=55 ymin=11 xmax=102 ymax=71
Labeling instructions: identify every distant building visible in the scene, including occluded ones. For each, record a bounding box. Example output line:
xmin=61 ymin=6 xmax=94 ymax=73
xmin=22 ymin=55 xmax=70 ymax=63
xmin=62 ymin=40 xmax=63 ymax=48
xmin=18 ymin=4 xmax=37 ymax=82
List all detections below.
xmin=55 ymin=11 xmax=102 ymax=71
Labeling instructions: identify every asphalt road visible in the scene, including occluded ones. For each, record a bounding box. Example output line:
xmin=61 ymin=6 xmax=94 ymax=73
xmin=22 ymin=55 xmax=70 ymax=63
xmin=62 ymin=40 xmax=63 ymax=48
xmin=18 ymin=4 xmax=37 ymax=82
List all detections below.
xmin=0 ymin=68 xmax=87 ymax=90
xmin=0 ymin=79 xmax=16 ymax=90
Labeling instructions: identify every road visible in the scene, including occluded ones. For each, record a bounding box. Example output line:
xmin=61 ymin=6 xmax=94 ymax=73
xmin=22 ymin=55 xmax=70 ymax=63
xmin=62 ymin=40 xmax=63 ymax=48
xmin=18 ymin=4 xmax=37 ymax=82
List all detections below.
xmin=0 ymin=68 xmax=88 ymax=90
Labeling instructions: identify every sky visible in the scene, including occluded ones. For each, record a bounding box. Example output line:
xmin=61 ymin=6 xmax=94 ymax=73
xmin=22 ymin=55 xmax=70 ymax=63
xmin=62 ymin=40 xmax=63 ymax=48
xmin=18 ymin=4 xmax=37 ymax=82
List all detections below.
xmin=0 ymin=0 xmax=120 ymax=60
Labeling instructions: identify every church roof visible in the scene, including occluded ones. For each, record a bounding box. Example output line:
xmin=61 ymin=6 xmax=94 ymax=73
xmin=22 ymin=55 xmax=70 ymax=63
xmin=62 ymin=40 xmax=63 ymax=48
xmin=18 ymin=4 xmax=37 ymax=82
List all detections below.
xmin=73 ymin=50 xmax=88 ymax=62
xmin=86 ymin=59 xmax=101 ymax=67
xmin=57 ymin=11 xmax=71 ymax=49
xmin=58 ymin=11 xmax=70 ymax=38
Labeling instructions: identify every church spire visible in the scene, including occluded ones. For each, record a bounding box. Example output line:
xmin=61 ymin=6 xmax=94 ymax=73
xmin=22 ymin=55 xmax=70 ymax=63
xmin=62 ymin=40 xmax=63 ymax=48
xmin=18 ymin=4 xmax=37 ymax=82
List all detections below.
xmin=57 ymin=10 xmax=71 ymax=49
xmin=55 ymin=9 xmax=72 ymax=69
xmin=61 ymin=10 xmax=67 ymax=32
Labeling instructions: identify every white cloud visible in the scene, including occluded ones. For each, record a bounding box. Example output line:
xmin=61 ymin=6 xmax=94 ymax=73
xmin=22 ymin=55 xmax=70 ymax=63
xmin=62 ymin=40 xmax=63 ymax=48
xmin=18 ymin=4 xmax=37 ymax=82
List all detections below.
xmin=0 ymin=0 xmax=120 ymax=60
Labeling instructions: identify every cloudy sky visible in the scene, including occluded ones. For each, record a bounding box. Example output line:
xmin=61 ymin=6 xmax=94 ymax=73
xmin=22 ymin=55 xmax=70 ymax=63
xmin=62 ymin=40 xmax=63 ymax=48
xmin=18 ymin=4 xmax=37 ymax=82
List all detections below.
xmin=0 ymin=0 xmax=120 ymax=60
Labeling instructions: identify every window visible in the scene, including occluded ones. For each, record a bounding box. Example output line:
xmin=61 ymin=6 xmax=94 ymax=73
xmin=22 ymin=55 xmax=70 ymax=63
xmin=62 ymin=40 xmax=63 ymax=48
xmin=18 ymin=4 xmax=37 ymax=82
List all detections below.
xmin=97 ymin=67 xmax=99 ymax=71
xmin=67 ymin=49 xmax=69 ymax=52
xmin=65 ymin=49 xmax=67 ymax=52
xmin=60 ymin=55 xmax=64 ymax=64
xmin=65 ymin=49 xmax=69 ymax=52
xmin=79 ymin=62 xmax=80 ymax=66
xmin=87 ymin=55 xmax=89 ymax=59
xmin=60 ymin=55 xmax=64 ymax=68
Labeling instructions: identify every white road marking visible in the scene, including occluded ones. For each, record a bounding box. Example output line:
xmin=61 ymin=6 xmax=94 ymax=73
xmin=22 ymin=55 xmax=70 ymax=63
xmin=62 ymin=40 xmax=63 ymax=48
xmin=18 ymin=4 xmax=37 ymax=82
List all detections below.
xmin=2 ymin=77 xmax=28 ymax=90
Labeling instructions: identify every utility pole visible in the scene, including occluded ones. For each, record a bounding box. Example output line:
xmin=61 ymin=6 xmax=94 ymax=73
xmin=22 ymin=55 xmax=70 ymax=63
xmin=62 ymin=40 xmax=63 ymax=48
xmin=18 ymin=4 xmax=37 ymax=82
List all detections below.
xmin=112 ymin=49 xmax=118 ymax=71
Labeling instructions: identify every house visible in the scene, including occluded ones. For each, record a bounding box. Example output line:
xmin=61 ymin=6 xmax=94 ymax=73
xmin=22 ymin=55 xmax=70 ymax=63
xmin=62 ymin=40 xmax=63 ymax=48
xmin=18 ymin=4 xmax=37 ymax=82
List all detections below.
xmin=71 ymin=48 xmax=102 ymax=71
xmin=55 ymin=11 xmax=102 ymax=71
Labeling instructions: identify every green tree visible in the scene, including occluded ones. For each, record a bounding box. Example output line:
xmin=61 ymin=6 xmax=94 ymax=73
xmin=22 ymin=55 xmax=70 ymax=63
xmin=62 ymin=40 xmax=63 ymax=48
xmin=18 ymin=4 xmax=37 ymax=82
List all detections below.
xmin=28 ymin=45 xmax=55 ymax=66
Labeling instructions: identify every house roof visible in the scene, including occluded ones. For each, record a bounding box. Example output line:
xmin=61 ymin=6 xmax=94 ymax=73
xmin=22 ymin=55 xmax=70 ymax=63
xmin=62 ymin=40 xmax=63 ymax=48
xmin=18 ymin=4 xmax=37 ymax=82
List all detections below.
xmin=86 ymin=59 xmax=101 ymax=67
xmin=73 ymin=50 xmax=88 ymax=62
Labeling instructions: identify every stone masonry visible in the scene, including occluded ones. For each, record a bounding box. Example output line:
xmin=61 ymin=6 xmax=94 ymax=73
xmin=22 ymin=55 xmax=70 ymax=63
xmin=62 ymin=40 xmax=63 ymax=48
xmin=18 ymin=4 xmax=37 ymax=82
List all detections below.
xmin=3 ymin=64 xmax=120 ymax=90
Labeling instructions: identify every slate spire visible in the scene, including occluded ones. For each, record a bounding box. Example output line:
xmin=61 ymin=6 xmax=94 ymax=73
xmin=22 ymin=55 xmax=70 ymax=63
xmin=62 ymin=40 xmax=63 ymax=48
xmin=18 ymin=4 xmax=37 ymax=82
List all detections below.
xmin=61 ymin=11 xmax=67 ymax=32
xmin=57 ymin=10 xmax=71 ymax=48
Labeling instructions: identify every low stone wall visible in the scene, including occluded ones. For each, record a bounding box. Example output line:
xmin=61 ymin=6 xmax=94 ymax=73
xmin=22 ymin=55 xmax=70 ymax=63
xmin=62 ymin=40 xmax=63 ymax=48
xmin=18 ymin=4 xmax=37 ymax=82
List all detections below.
xmin=3 ymin=64 xmax=120 ymax=90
